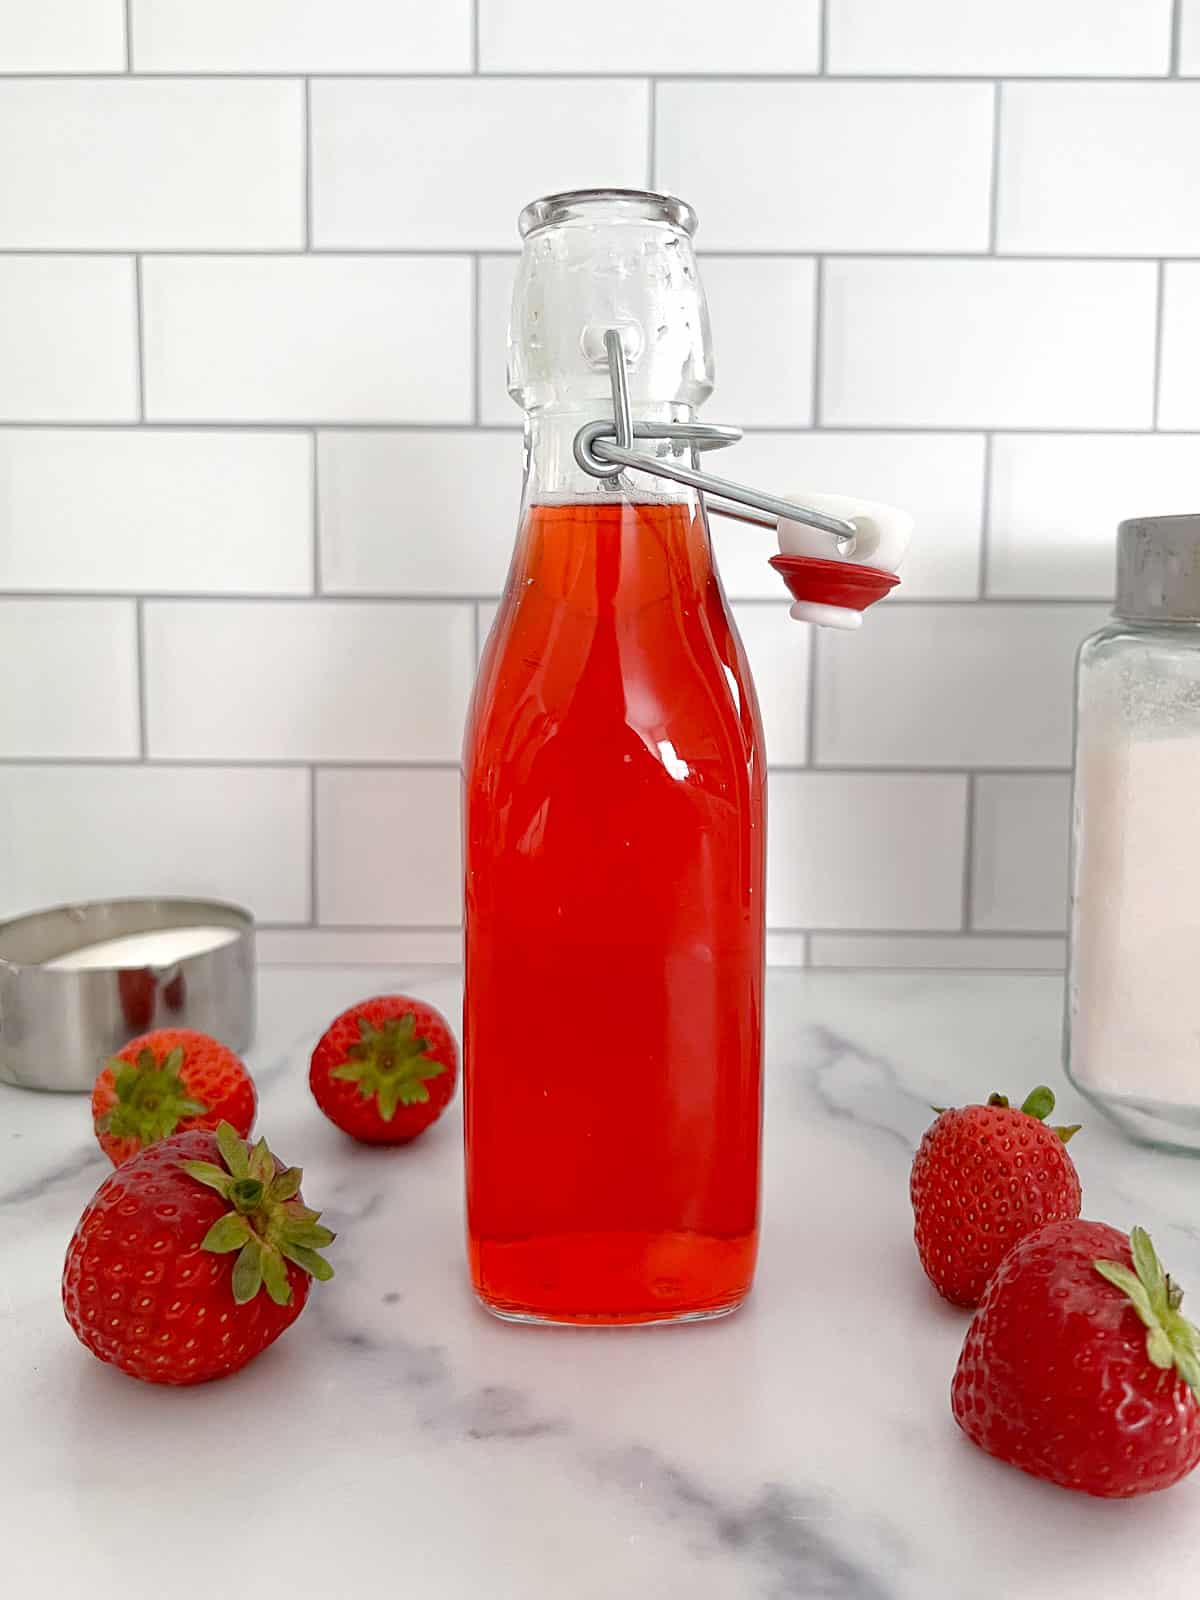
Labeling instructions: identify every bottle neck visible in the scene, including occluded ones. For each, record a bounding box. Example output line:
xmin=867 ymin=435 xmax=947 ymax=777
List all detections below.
xmin=522 ymin=403 xmax=698 ymax=507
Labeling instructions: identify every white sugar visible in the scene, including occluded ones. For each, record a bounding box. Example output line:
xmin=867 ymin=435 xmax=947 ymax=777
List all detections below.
xmin=1069 ymin=733 xmax=1200 ymax=1107
xmin=45 ymin=925 xmax=240 ymax=972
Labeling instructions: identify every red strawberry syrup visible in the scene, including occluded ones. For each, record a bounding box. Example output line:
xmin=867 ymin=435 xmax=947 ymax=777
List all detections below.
xmin=463 ymin=500 xmax=764 ymax=1324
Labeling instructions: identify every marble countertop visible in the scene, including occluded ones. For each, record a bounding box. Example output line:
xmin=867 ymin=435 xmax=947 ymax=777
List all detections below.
xmin=5 ymin=965 xmax=1200 ymax=1598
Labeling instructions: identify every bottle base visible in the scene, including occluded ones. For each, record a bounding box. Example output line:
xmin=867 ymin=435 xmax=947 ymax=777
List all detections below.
xmin=1067 ymin=1073 xmax=1200 ymax=1155
xmin=468 ymin=1227 xmax=756 ymax=1328
xmin=474 ymin=1295 xmax=746 ymax=1329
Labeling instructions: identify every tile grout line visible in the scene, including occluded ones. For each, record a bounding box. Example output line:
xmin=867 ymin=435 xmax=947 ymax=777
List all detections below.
xmin=303 ymin=79 xmax=313 ymax=250
xmin=0 ymin=420 xmax=1194 ymax=437
xmin=471 ymin=256 xmax=481 ymax=425
xmin=6 ymin=248 xmax=1200 ymax=262
xmin=960 ymin=772 xmax=977 ymax=932
xmin=819 ymin=0 xmax=830 ymax=73
xmin=987 ymin=81 xmax=1002 ymax=252
xmin=310 ymin=431 xmax=321 ymax=592
xmin=247 ymin=920 xmax=1064 ymax=940
xmin=1152 ymin=259 xmax=1167 ymax=427
xmin=0 ymin=756 xmax=1072 ymax=776
xmin=977 ymin=432 xmax=993 ymax=597
xmin=647 ymin=79 xmax=657 ymax=187
xmin=124 ymin=0 xmax=133 ymax=70
xmin=1172 ymin=0 xmax=1184 ymax=75
xmin=810 ymin=257 xmax=824 ymax=426
xmin=133 ymin=255 xmax=145 ymax=419
xmin=308 ymin=766 xmax=319 ymax=926
xmin=0 ymin=590 xmax=1112 ymax=611
xmin=805 ymin=620 xmax=820 ymax=764
xmin=471 ymin=0 xmax=480 ymax=73
xmin=256 ymin=926 xmax=460 ymax=933
xmin=472 ymin=601 xmax=482 ymax=663
xmin=134 ymin=598 xmax=148 ymax=758
xmin=0 ymin=71 xmax=1198 ymax=82
xmin=0 ymin=755 xmax=469 ymax=770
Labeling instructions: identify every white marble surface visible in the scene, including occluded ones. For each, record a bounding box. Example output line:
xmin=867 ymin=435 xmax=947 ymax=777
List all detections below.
xmin=4 ymin=966 xmax=1200 ymax=1598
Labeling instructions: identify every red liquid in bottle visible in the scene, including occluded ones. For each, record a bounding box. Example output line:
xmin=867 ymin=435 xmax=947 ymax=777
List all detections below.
xmin=463 ymin=499 xmax=765 ymax=1324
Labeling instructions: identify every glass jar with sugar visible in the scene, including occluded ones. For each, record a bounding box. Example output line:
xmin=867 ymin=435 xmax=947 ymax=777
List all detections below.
xmin=1067 ymin=514 xmax=1200 ymax=1151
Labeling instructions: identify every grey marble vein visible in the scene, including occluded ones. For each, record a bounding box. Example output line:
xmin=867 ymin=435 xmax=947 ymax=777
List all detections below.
xmin=596 ymin=1446 xmax=901 ymax=1600
xmin=4 ymin=965 xmax=1200 ymax=1600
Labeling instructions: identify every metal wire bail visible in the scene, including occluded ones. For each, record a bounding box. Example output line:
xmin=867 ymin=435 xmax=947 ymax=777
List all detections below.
xmin=572 ymin=329 xmax=858 ymax=544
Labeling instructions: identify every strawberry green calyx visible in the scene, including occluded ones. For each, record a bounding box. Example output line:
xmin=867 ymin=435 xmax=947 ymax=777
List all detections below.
xmin=97 ymin=1047 xmax=208 ymax=1147
xmin=181 ymin=1122 xmax=335 ymax=1308
xmin=329 ymin=1012 xmax=446 ymax=1122
xmin=1095 ymin=1226 xmax=1200 ymax=1399
xmin=985 ymin=1086 xmax=1081 ymax=1144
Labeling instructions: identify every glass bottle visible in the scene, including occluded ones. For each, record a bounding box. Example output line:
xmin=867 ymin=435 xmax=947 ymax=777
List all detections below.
xmin=1066 ymin=514 xmax=1200 ymax=1152
xmin=462 ymin=189 xmax=766 ymax=1324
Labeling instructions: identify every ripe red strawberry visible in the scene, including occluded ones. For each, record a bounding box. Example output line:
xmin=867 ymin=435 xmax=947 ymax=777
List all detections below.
xmin=63 ymin=1122 xmax=335 ymax=1386
xmin=309 ymin=994 xmax=458 ymax=1145
xmin=911 ymin=1086 xmax=1081 ymax=1307
xmin=91 ymin=1027 xmax=256 ymax=1166
xmin=953 ymin=1219 xmax=1200 ymax=1497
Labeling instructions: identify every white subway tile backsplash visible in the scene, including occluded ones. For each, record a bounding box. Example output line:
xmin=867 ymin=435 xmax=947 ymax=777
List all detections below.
xmin=998 ymin=85 xmax=1200 ymax=257
xmin=764 ymin=933 xmax=809 ymax=967
xmin=809 ymin=935 xmax=1066 ymax=971
xmin=767 ymin=772 xmax=967 ymax=930
xmin=0 ymin=0 xmax=125 ymax=70
xmin=257 ymin=928 xmax=464 ymax=966
xmin=312 ymin=79 xmax=648 ymax=250
xmin=0 ymin=257 xmax=137 ymax=422
xmin=1158 ymin=265 xmax=1200 ymax=429
xmin=477 ymin=254 xmax=519 ymax=427
xmin=144 ymin=600 xmax=475 ymax=761
xmin=142 ymin=257 xmax=472 ymax=423
xmin=3 ymin=15 xmax=1190 ymax=971
xmin=972 ymin=774 xmax=1071 ymax=933
xmin=318 ymin=431 xmax=515 ymax=596
xmin=0 ymin=81 xmax=302 ymax=250
xmin=0 ymin=766 xmax=310 ymax=924
xmin=732 ymin=606 xmax=810 ymax=767
xmin=132 ymin=0 xmax=470 ymax=72
xmin=656 ymin=82 xmax=993 ymax=252
xmin=0 ymin=600 xmax=138 ymax=757
xmin=476 ymin=602 xmax=498 ymax=662
xmin=822 ymin=260 xmax=1158 ymax=429
xmin=987 ymin=435 xmax=1200 ymax=598
xmin=479 ymin=0 xmax=820 ymax=73
xmin=317 ymin=768 xmax=462 ymax=926
xmin=710 ymin=432 xmax=984 ymax=601
xmin=702 ymin=258 xmax=815 ymax=427
xmin=815 ymin=604 xmax=1107 ymax=768
xmin=0 ymin=430 xmax=313 ymax=594
xmin=828 ymin=0 xmax=1172 ymax=76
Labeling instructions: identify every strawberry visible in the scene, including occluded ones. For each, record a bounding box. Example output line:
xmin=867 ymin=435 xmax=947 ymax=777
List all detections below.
xmin=63 ymin=1121 xmax=334 ymax=1386
xmin=953 ymin=1219 xmax=1200 ymax=1497
xmin=309 ymin=994 xmax=458 ymax=1145
xmin=91 ymin=1027 xmax=256 ymax=1166
xmin=910 ymin=1086 xmax=1081 ymax=1307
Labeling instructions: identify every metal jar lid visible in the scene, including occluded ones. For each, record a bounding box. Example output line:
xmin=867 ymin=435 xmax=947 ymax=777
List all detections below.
xmin=1116 ymin=513 xmax=1200 ymax=622
xmin=0 ymin=897 xmax=255 ymax=1093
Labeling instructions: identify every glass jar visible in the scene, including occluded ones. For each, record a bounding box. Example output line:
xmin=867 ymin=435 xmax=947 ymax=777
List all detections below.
xmin=1066 ymin=514 xmax=1200 ymax=1151
xmin=462 ymin=189 xmax=765 ymax=1324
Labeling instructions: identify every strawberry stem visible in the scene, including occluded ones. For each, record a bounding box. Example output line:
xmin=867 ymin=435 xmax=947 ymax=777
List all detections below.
xmin=933 ymin=1086 xmax=1082 ymax=1143
xmin=329 ymin=1013 xmax=446 ymax=1122
xmin=96 ymin=1046 xmax=208 ymax=1149
xmin=1095 ymin=1227 xmax=1200 ymax=1399
xmin=183 ymin=1122 xmax=336 ymax=1308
